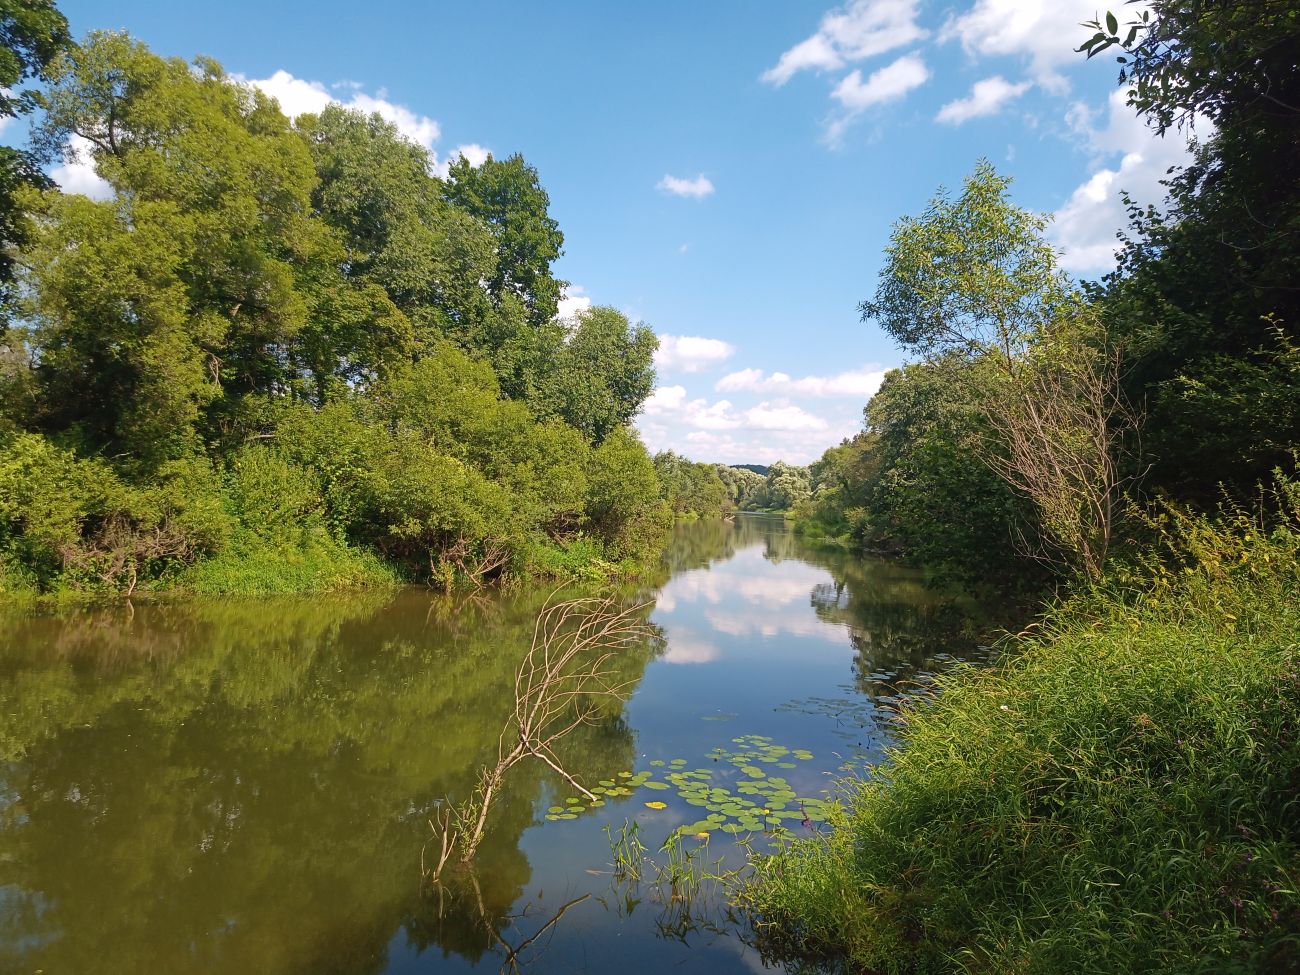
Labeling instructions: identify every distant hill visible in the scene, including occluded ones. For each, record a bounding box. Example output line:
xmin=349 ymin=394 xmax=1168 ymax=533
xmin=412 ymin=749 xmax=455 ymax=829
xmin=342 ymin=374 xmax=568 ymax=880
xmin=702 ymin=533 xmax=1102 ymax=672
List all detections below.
xmin=729 ymin=464 xmax=770 ymax=476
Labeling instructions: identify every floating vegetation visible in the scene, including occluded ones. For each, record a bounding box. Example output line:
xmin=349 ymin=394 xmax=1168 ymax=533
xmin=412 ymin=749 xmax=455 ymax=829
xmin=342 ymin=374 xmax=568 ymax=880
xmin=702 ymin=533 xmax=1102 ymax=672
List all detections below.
xmin=541 ymin=734 xmax=837 ymax=835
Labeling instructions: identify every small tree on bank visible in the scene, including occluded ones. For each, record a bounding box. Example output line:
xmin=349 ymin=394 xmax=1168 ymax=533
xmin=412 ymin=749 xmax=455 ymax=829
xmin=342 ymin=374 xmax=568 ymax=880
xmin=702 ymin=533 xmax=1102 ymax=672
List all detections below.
xmin=861 ymin=163 xmax=1140 ymax=580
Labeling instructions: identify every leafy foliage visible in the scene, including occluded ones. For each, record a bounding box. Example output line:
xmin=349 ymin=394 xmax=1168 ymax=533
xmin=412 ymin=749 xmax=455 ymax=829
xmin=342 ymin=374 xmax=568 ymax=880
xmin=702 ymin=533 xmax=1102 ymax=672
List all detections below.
xmin=0 ymin=30 xmax=665 ymax=596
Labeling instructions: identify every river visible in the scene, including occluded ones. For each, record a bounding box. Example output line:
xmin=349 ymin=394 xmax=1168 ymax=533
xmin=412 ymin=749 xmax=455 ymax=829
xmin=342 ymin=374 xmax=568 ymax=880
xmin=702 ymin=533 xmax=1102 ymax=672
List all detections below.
xmin=0 ymin=514 xmax=990 ymax=974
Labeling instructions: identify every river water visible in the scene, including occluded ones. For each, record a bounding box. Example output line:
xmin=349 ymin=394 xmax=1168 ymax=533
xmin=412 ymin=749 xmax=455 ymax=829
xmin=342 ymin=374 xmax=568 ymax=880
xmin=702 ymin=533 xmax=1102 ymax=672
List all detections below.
xmin=0 ymin=514 xmax=990 ymax=974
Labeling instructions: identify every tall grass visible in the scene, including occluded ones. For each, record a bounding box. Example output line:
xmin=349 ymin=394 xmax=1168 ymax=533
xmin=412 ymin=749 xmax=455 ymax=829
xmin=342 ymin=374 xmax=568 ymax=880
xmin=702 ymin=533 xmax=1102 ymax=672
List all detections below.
xmin=739 ymin=474 xmax=1300 ymax=973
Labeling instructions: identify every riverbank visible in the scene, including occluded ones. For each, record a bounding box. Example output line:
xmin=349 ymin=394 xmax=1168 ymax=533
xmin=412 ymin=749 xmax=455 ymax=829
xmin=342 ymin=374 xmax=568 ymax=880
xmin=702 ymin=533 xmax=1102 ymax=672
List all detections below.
xmin=0 ymin=530 xmax=653 ymax=605
xmin=740 ymin=488 xmax=1300 ymax=972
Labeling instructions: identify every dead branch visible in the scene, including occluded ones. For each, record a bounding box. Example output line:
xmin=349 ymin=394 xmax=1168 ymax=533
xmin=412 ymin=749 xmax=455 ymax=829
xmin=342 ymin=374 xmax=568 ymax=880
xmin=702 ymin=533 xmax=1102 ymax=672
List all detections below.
xmin=425 ymin=592 xmax=652 ymax=878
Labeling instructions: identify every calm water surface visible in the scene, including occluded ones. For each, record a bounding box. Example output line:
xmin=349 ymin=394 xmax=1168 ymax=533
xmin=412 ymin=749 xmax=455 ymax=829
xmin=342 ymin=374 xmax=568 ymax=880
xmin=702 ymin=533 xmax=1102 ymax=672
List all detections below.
xmin=0 ymin=515 xmax=989 ymax=974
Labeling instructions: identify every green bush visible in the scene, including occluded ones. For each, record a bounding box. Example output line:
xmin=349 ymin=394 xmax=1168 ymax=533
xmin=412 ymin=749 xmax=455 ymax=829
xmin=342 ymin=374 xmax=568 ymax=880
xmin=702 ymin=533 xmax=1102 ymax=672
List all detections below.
xmin=741 ymin=476 xmax=1300 ymax=973
xmin=0 ymin=433 xmax=227 ymax=593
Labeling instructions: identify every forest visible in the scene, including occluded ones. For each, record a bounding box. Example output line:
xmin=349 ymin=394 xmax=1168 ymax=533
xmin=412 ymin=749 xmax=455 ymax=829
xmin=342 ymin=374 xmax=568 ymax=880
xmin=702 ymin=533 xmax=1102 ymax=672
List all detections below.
xmin=0 ymin=23 xmax=706 ymax=597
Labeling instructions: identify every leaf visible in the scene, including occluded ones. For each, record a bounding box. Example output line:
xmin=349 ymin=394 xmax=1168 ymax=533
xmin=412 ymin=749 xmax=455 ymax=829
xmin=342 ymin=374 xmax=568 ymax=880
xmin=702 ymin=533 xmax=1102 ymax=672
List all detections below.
xmin=1105 ymin=10 xmax=1118 ymax=35
xmin=644 ymin=801 xmax=668 ymax=810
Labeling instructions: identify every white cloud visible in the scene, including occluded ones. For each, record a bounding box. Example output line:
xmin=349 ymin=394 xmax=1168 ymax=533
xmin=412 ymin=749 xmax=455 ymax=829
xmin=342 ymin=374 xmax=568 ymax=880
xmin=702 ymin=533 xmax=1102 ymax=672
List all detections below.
xmin=940 ymin=0 xmax=1148 ymax=93
xmin=556 ymin=284 xmax=592 ymax=320
xmin=936 ymin=75 xmax=1031 ymax=124
xmin=763 ymin=0 xmax=927 ymax=86
xmin=450 ymin=143 xmax=491 ymax=167
xmin=657 ymin=174 xmax=715 ymax=199
xmin=50 ymin=134 xmax=113 ymax=200
xmin=1051 ymin=89 xmax=1195 ymax=273
xmin=745 ymin=401 xmax=829 ymax=432
xmin=716 ymin=365 xmax=887 ymax=398
xmin=654 ymin=334 xmax=736 ymax=373
xmin=248 ymin=70 xmax=442 ymax=150
xmin=643 ymin=386 xmax=742 ymax=430
xmin=643 ymin=384 xmax=689 ymax=414
xmin=831 ymin=53 xmax=929 ymax=111
xmin=660 ymin=626 xmax=722 ymax=664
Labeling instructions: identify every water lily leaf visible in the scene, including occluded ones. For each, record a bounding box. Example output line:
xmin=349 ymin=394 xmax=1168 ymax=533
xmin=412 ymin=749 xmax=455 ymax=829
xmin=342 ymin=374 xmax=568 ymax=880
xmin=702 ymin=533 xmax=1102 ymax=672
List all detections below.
xmin=649 ymin=760 xmax=665 ymax=766
xmin=566 ymin=797 xmax=582 ymax=804
xmin=557 ymin=813 xmax=578 ymax=820
xmin=617 ymin=771 xmax=633 ymax=778
xmin=548 ymin=806 xmax=565 ymax=814
xmin=776 ymin=762 xmax=796 ymax=769
xmin=644 ymin=801 xmax=668 ymax=810
xmin=642 ymin=781 xmax=670 ymax=790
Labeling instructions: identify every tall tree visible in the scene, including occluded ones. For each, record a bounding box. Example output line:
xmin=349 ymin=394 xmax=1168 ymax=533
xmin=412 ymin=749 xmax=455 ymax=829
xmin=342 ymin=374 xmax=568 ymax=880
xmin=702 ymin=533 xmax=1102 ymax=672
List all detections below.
xmin=0 ymin=0 xmax=70 ymax=311
xmin=25 ymin=32 xmax=407 ymax=461
xmin=533 ymin=305 xmax=657 ymax=445
xmin=1082 ymin=1 xmax=1300 ymax=501
xmin=442 ymin=153 xmax=565 ymax=327
xmin=863 ymin=164 xmax=1136 ymax=579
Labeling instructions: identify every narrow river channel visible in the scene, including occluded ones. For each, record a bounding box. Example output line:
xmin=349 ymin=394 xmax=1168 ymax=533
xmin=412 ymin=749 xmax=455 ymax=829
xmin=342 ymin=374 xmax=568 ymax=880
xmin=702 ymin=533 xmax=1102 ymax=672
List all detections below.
xmin=0 ymin=514 xmax=989 ymax=974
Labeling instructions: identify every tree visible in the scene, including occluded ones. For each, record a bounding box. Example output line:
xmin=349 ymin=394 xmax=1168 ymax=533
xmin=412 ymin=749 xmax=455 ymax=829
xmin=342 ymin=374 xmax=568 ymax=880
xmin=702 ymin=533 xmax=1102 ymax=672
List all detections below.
xmin=863 ymin=164 xmax=1137 ymax=579
xmin=443 ymin=153 xmax=565 ymax=327
xmin=534 ymin=306 xmax=657 ymax=445
xmin=25 ymin=32 xmax=409 ymax=460
xmin=1080 ymin=0 xmax=1300 ymax=134
xmin=1081 ymin=2 xmax=1300 ymax=502
xmin=0 ymin=0 xmax=70 ymax=312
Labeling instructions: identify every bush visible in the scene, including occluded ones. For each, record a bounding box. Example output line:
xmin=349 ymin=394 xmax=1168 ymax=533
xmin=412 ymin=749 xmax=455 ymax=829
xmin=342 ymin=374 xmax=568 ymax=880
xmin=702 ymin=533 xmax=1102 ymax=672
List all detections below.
xmin=741 ymin=475 xmax=1300 ymax=973
xmin=0 ymin=433 xmax=227 ymax=593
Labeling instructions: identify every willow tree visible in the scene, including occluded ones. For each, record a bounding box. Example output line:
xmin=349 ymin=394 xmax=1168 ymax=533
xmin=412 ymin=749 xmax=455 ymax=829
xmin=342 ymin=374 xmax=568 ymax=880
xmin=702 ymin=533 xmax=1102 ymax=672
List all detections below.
xmin=861 ymin=162 xmax=1139 ymax=580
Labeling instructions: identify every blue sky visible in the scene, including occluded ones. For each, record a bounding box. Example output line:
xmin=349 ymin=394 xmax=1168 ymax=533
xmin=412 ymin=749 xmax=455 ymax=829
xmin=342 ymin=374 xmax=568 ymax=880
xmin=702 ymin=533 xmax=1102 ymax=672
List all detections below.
xmin=51 ymin=0 xmax=1189 ymax=465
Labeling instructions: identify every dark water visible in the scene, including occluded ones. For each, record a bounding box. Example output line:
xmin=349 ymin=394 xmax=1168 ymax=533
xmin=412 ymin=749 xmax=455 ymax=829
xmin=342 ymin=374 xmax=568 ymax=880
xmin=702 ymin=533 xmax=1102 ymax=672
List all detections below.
xmin=0 ymin=515 xmax=989 ymax=974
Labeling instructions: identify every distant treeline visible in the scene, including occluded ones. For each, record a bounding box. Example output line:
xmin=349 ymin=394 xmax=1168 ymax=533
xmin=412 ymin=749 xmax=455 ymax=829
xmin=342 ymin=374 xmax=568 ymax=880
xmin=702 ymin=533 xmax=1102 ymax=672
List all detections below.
xmin=653 ymin=454 xmax=811 ymax=518
xmin=0 ymin=23 xmax=677 ymax=596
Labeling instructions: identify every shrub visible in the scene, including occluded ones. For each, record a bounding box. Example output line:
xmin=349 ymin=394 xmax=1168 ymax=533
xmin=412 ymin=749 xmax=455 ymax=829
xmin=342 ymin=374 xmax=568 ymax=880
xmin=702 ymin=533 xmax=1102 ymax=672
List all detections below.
xmin=741 ymin=474 xmax=1300 ymax=973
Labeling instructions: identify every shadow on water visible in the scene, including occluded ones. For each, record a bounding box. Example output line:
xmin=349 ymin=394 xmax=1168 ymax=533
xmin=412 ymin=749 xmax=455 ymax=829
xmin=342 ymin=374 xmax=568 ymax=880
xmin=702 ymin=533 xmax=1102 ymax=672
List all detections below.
xmin=0 ymin=515 xmax=997 ymax=973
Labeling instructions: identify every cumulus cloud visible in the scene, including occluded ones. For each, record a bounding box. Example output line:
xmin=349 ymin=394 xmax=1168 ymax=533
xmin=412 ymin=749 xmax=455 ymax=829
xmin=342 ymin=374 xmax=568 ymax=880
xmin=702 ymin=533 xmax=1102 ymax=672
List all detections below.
xmin=654 ymin=335 xmax=736 ymax=373
xmin=556 ymin=284 xmax=592 ymax=320
xmin=831 ymin=53 xmax=930 ymax=111
xmin=451 ymin=143 xmax=491 ymax=167
xmin=825 ymin=52 xmax=930 ymax=141
xmin=936 ymin=75 xmax=1031 ymax=124
xmin=247 ymin=70 xmax=442 ymax=150
xmin=50 ymin=134 xmax=114 ymax=200
xmin=763 ymin=0 xmax=927 ymax=86
xmin=940 ymin=0 xmax=1148 ymax=93
xmin=657 ymin=174 xmax=715 ymax=199
xmin=643 ymin=384 xmax=689 ymax=414
xmin=745 ymin=401 xmax=829 ymax=432
xmin=715 ymin=365 xmax=887 ymax=398
xmin=1051 ymin=88 xmax=1195 ymax=274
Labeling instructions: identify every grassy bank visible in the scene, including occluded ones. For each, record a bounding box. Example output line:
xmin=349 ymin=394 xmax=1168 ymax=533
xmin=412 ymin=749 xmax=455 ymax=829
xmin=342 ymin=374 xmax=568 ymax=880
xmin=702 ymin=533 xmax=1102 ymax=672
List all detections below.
xmin=740 ymin=485 xmax=1300 ymax=973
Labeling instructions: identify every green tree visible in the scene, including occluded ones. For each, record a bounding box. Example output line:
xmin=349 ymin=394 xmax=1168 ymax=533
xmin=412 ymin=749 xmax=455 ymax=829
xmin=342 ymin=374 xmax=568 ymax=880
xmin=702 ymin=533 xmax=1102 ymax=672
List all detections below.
xmin=443 ymin=152 xmax=565 ymax=327
xmin=1081 ymin=2 xmax=1300 ymax=501
xmin=863 ymin=164 xmax=1136 ymax=579
xmin=0 ymin=0 xmax=70 ymax=311
xmin=535 ymin=305 xmax=657 ymax=444
xmin=26 ymin=32 xmax=409 ymax=461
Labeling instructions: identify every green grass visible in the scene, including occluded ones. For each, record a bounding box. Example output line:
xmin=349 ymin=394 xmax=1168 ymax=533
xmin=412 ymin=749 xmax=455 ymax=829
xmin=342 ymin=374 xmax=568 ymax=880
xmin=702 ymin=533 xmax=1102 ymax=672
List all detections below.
xmin=170 ymin=529 xmax=400 ymax=596
xmin=739 ymin=484 xmax=1300 ymax=973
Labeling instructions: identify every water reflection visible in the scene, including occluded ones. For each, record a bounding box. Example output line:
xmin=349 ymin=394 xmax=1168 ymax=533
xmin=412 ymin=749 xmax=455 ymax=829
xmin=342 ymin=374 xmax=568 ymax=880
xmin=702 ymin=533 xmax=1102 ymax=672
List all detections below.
xmin=0 ymin=515 xmax=991 ymax=974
